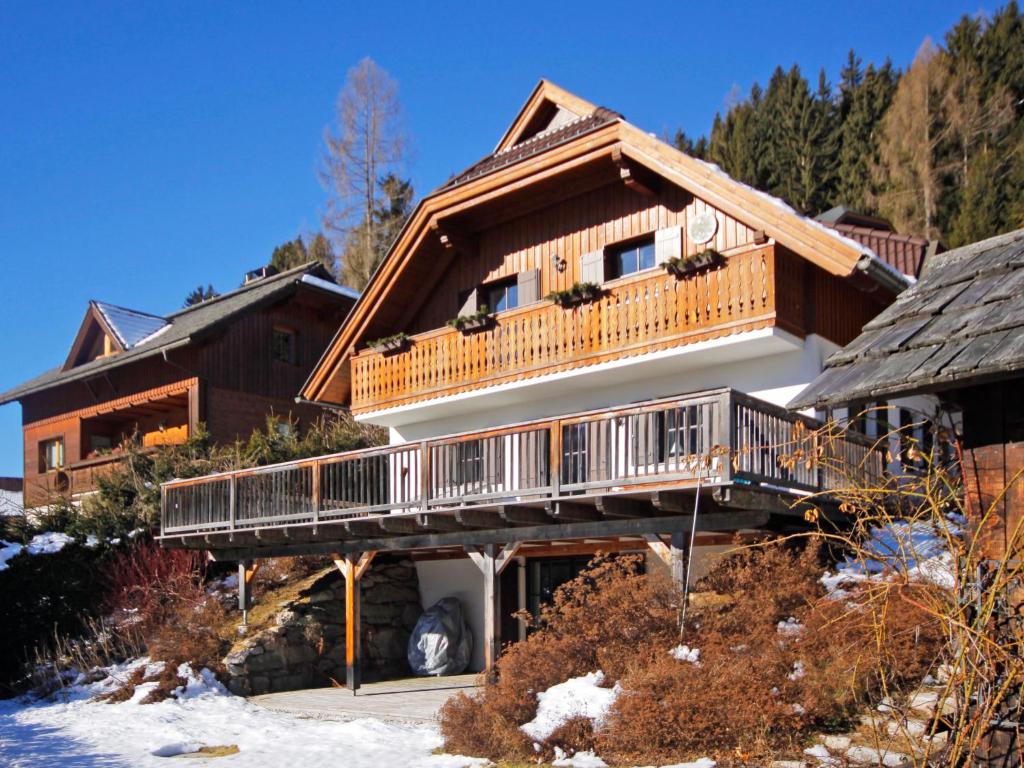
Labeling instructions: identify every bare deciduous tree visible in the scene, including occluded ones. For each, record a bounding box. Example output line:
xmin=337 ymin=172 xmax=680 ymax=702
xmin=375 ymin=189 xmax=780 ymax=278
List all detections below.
xmin=321 ymin=58 xmax=408 ymax=289
xmin=873 ymin=40 xmax=951 ymax=239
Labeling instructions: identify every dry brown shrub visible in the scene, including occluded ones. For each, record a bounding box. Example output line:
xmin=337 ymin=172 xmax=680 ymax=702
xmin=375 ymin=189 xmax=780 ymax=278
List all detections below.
xmin=440 ymin=554 xmax=679 ymax=760
xmin=440 ymin=541 xmax=945 ymax=765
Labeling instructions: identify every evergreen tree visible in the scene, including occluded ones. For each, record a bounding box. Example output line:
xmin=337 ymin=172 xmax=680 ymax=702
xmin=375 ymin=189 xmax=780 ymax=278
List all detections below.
xmin=706 ymin=84 xmax=768 ymax=189
xmin=183 ymin=284 xmax=218 ymax=308
xmin=673 ymin=129 xmax=708 ymax=159
xmin=269 ymin=233 xmax=337 ymax=273
xmin=270 ymin=238 xmax=309 ymax=272
xmin=760 ymin=66 xmax=838 ymax=214
xmin=836 ymin=53 xmax=898 ymax=212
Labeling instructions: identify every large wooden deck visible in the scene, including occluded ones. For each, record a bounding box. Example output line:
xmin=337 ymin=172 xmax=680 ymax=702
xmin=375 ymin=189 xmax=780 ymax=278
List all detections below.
xmin=159 ymin=388 xmax=879 ymax=556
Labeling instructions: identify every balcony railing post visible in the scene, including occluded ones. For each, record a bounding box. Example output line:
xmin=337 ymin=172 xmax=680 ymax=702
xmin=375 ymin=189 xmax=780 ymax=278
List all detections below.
xmin=311 ymin=459 xmax=321 ymax=525
xmin=228 ymin=475 xmax=237 ymax=533
xmin=718 ymin=390 xmax=735 ymax=484
xmin=550 ymin=420 xmax=562 ymax=499
xmin=420 ymin=440 xmax=430 ymax=511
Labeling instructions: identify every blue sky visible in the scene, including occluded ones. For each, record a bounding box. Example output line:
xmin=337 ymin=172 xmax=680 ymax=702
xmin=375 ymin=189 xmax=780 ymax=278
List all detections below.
xmin=0 ymin=0 xmax=988 ymax=476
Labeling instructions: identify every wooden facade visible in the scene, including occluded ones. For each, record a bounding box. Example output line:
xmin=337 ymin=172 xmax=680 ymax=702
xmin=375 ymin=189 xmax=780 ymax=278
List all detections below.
xmin=302 ymin=83 xmax=896 ymax=411
xmin=11 ymin=270 xmax=355 ymax=507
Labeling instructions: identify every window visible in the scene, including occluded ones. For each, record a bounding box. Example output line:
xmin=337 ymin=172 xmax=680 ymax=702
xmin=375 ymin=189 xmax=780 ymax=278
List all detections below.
xmin=40 ymin=438 xmax=64 ymax=472
xmin=484 ymin=278 xmax=519 ymax=313
xmin=607 ymin=237 xmax=656 ymax=279
xmin=271 ymin=327 xmax=296 ymax=364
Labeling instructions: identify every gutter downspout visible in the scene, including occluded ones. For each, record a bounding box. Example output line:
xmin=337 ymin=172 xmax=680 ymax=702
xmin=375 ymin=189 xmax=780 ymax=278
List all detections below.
xmin=855 ymin=254 xmax=911 ymax=295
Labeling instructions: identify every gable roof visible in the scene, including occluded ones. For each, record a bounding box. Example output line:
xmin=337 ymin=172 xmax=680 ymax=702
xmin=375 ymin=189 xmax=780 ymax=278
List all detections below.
xmin=0 ymin=263 xmax=356 ymax=405
xmin=93 ymin=301 xmax=168 ymax=349
xmin=790 ymin=227 xmax=1024 ymax=409
xmin=494 ymin=79 xmax=601 ymax=153
xmin=301 ymin=81 xmax=908 ymax=407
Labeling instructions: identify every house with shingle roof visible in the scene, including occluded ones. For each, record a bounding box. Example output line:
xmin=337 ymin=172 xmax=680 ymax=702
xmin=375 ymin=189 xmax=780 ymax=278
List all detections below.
xmin=0 ymin=262 xmax=358 ymax=508
xmin=791 ymin=227 xmax=1024 ymax=565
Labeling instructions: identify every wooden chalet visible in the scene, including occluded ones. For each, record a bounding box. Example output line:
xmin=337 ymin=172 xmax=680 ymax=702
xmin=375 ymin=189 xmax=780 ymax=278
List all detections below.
xmin=159 ymin=81 xmax=908 ymax=690
xmin=0 ymin=263 xmax=357 ymax=508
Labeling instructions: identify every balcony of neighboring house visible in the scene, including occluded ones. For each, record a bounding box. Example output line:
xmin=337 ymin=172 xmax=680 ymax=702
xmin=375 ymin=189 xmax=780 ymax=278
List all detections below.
xmin=159 ymin=388 xmax=881 ymax=549
xmin=29 ymin=386 xmax=193 ymax=504
xmin=350 ymin=244 xmax=787 ymax=423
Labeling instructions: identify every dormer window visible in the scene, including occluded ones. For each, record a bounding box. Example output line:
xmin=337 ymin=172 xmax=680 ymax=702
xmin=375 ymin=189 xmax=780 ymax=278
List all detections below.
xmin=607 ymin=237 xmax=656 ymax=279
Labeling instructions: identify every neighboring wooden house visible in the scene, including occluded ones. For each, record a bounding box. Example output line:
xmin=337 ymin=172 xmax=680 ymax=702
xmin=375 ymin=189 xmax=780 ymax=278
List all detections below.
xmin=159 ymin=81 xmax=908 ymax=685
xmin=791 ymin=227 xmax=1024 ymax=567
xmin=815 ymin=206 xmax=943 ymax=280
xmin=0 ymin=263 xmax=357 ymax=508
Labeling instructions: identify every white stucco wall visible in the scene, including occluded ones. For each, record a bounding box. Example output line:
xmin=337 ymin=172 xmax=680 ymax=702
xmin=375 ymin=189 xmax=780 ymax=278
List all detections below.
xmin=378 ymin=332 xmax=839 ymax=444
xmin=414 ymin=558 xmax=486 ymax=672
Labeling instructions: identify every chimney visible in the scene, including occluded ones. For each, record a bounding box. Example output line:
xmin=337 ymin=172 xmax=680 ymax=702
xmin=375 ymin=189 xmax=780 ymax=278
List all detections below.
xmin=244 ymin=265 xmax=279 ymax=284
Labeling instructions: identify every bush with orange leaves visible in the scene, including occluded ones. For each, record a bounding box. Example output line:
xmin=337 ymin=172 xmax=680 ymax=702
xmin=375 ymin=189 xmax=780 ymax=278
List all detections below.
xmin=439 ymin=540 xmax=945 ymax=765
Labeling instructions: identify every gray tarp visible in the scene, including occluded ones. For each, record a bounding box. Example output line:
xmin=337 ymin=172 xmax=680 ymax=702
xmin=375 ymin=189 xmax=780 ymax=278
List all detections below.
xmin=407 ymin=597 xmax=473 ymax=676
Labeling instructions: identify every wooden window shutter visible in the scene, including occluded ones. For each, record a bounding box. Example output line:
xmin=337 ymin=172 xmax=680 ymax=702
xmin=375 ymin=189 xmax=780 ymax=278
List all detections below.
xmin=655 ymin=226 xmax=682 ymax=265
xmin=580 ymin=250 xmax=605 ymax=284
xmin=458 ymin=288 xmax=478 ymax=317
xmin=517 ymin=268 xmax=540 ymax=305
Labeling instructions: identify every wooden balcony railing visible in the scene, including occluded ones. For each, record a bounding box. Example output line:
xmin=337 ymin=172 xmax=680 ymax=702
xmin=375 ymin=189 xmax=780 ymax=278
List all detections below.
xmin=351 ymin=247 xmax=776 ymax=413
xmin=161 ymin=389 xmax=881 ymax=538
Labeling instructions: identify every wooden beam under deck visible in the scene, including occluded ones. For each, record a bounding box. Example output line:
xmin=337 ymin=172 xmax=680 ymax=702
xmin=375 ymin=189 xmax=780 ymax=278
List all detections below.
xmin=199 ymin=510 xmax=772 ymax=561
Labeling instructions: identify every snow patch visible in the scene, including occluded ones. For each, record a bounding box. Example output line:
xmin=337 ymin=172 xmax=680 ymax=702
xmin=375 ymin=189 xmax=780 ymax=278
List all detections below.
xmin=777 ymin=617 xmax=803 ymax=636
xmin=552 ymin=746 xmax=608 ymax=767
xmin=669 ymin=645 xmax=701 ymax=664
xmin=520 ymin=671 xmax=620 ymax=742
xmin=822 ymin=519 xmax=960 ymax=596
xmin=788 ymin=661 xmax=806 ymax=681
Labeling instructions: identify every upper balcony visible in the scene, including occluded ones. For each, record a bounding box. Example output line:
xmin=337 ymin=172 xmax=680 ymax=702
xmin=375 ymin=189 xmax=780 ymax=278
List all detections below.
xmin=351 ymin=245 xmax=784 ymax=420
xmin=160 ymin=388 xmax=880 ymax=554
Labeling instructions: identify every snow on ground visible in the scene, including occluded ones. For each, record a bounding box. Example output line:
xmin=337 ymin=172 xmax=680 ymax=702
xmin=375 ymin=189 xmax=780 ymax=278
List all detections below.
xmin=821 ymin=518 xmax=961 ymax=595
xmin=521 ymin=671 xmax=621 ymax=742
xmin=0 ymin=532 xmax=77 ymax=572
xmin=0 ymin=661 xmax=489 ymax=768
xmin=668 ymin=645 xmax=701 ymax=664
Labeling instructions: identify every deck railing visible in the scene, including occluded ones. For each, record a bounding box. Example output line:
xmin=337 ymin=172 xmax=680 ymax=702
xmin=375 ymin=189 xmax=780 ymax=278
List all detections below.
xmin=350 ymin=248 xmax=776 ymax=413
xmin=161 ymin=389 xmax=881 ymax=538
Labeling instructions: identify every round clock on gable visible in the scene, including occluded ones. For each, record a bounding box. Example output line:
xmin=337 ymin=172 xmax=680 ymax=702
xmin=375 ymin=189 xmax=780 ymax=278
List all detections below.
xmin=687 ymin=211 xmax=718 ymax=245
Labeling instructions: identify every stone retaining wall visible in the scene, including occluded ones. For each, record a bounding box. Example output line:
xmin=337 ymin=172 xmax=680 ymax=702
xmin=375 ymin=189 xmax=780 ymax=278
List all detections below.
xmin=224 ymin=557 xmax=422 ymax=696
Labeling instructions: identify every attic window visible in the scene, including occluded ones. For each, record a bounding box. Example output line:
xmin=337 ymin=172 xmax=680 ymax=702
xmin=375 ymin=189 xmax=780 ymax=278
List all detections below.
xmin=272 ymin=327 xmax=297 ymax=365
xmin=607 ymin=237 xmax=656 ymax=279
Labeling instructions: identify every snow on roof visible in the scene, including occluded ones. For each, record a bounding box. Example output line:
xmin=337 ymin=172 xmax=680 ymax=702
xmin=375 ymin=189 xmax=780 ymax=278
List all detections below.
xmin=0 ymin=488 xmax=23 ymax=516
xmin=691 ymin=158 xmax=877 ymax=258
xmin=301 ymin=273 xmax=360 ymax=301
xmin=93 ymin=301 xmax=169 ymax=349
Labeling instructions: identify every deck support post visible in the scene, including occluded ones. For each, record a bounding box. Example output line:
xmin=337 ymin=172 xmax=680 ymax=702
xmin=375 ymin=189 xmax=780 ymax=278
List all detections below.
xmin=644 ymin=532 xmax=689 ymax=630
xmin=238 ymin=560 xmax=258 ymax=624
xmin=465 ymin=542 xmax=520 ymax=677
xmin=334 ymin=551 xmax=375 ymax=695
